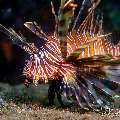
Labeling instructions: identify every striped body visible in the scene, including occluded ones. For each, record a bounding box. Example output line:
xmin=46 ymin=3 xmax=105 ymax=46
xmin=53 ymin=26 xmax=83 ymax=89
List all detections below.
xmin=67 ymin=32 xmax=120 ymax=59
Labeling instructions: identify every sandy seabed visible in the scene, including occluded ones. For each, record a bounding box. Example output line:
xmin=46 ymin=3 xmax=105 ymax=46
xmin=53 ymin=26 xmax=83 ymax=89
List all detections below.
xmin=0 ymin=102 xmax=120 ymax=120
xmin=0 ymin=83 xmax=120 ymax=120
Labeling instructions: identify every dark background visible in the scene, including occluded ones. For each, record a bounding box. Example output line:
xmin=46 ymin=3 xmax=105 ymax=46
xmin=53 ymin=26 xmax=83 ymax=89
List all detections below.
xmin=0 ymin=0 xmax=120 ymax=85
xmin=0 ymin=0 xmax=120 ymax=32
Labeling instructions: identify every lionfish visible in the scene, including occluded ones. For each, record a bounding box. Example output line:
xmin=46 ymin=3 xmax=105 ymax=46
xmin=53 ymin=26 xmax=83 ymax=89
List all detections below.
xmin=0 ymin=0 xmax=120 ymax=110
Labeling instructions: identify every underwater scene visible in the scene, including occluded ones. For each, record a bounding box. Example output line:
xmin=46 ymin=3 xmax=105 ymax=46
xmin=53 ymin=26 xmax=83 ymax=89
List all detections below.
xmin=0 ymin=0 xmax=120 ymax=120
